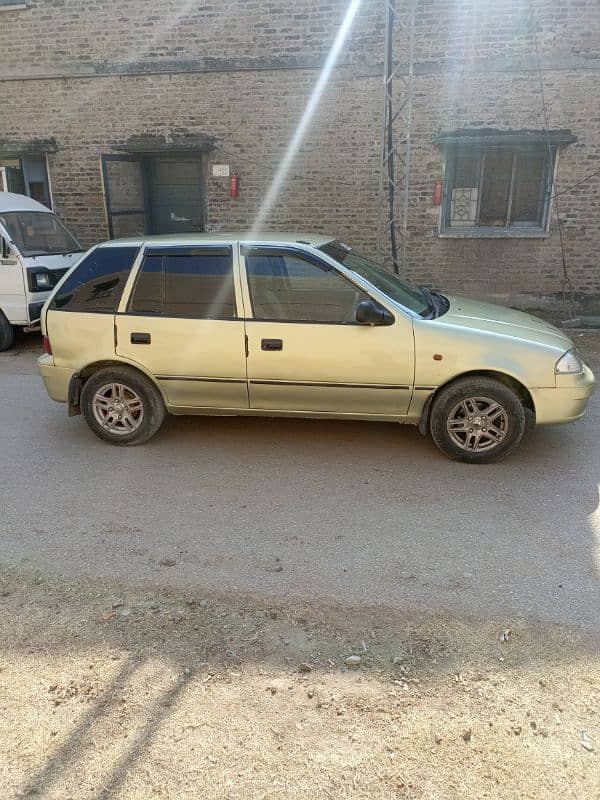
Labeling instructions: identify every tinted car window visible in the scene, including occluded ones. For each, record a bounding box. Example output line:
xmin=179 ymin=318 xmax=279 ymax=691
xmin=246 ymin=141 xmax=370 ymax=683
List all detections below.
xmin=320 ymin=241 xmax=429 ymax=315
xmin=128 ymin=248 xmax=236 ymax=319
xmin=128 ymin=255 xmax=163 ymax=315
xmin=50 ymin=246 xmax=139 ymax=312
xmin=245 ymin=249 xmax=369 ymax=323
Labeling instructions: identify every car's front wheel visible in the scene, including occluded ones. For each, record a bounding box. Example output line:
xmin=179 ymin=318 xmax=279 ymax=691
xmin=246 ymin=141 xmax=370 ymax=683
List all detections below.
xmin=429 ymin=376 xmax=528 ymax=463
xmin=80 ymin=367 xmax=166 ymax=445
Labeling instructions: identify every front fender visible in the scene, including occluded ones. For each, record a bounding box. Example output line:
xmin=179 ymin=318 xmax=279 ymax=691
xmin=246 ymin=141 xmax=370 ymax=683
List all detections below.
xmin=412 ymin=319 xmax=564 ymax=391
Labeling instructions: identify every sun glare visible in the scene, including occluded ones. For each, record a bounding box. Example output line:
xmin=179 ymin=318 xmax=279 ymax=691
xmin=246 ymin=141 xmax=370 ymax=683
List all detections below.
xmin=250 ymin=0 xmax=364 ymax=237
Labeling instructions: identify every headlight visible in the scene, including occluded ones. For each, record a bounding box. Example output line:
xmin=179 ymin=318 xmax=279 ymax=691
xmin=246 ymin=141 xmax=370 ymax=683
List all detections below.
xmin=555 ymin=348 xmax=583 ymax=374
xmin=33 ymin=271 xmax=51 ymax=290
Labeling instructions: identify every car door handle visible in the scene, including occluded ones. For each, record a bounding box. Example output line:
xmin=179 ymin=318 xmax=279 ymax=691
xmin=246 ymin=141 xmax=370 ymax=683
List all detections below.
xmin=131 ymin=332 xmax=151 ymax=344
xmin=261 ymin=338 xmax=283 ymax=351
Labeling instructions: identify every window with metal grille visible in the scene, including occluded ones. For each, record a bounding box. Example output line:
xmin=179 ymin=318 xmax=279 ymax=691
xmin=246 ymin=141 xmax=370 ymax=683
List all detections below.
xmin=441 ymin=144 xmax=554 ymax=236
xmin=435 ymin=130 xmax=577 ymax=237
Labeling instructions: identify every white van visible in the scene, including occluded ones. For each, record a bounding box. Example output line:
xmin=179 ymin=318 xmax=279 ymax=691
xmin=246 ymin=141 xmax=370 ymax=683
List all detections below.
xmin=0 ymin=192 xmax=84 ymax=350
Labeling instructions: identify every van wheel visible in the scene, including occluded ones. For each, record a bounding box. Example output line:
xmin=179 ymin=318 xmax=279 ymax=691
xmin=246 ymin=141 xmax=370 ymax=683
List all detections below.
xmin=80 ymin=367 xmax=166 ymax=446
xmin=0 ymin=311 xmax=15 ymax=351
xmin=429 ymin=377 xmax=527 ymax=463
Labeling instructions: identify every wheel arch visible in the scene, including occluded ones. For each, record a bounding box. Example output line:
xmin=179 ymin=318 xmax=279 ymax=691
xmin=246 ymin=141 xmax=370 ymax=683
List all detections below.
xmin=0 ymin=307 xmax=16 ymax=351
xmin=70 ymin=359 xmax=167 ymax=415
xmin=418 ymin=369 xmax=535 ymax=435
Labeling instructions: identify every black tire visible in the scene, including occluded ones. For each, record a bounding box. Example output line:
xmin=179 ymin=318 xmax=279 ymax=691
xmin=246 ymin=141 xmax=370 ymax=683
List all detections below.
xmin=429 ymin=376 xmax=527 ymax=464
xmin=80 ymin=366 xmax=166 ymax=446
xmin=0 ymin=310 xmax=15 ymax=352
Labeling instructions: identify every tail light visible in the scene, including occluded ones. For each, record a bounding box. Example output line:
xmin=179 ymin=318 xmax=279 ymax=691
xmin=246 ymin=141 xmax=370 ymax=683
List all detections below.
xmin=43 ymin=335 xmax=52 ymax=355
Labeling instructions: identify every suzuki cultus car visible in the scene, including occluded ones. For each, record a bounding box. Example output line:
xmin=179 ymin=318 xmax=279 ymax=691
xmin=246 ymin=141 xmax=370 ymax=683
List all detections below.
xmin=38 ymin=234 xmax=595 ymax=462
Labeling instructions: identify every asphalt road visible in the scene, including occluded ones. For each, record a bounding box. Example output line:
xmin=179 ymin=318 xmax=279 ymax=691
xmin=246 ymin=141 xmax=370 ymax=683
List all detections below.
xmin=1 ymin=336 xmax=599 ymax=630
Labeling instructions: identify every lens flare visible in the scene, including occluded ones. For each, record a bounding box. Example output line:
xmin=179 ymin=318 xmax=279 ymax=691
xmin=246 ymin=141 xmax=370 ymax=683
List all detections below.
xmin=250 ymin=0 xmax=363 ymax=237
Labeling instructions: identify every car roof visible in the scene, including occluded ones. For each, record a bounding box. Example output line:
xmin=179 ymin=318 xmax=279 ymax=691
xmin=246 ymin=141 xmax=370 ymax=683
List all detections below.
xmin=99 ymin=232 xmax=336 ymax=248
xmin=0 ymin=192 xmax=53 ymax=214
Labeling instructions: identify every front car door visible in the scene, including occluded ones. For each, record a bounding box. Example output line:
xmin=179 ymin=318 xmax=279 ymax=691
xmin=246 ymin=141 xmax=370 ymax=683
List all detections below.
xmin=0 ymin=225 xmax=26 ymax=325
xmin=116 ymin=244 xmax=248 ymax=410
xmin=241 ymin=246 xmax=414 ymax=417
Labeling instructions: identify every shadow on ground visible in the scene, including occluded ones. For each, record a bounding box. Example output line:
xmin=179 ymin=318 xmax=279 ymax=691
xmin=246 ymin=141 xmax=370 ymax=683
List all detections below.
xmin=1 ymin=568 xmax=600 ymax=800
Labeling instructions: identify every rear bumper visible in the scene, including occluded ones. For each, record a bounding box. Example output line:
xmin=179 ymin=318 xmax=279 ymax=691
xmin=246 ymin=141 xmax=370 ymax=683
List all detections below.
xmin=531 ymin=363 xmax=596 ymax=424
xmin=38 ymin=355 xmax=74 ymax=403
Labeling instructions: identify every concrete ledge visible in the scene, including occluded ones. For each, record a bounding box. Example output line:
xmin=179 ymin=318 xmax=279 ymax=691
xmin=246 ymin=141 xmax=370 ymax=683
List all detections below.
xmin=562 ymin=317 xmax=600 ymax=329
xmin=438 ymin=231 xmax=550 ymax=239
xmin=1 ymin=52 xmax=599 ymax=84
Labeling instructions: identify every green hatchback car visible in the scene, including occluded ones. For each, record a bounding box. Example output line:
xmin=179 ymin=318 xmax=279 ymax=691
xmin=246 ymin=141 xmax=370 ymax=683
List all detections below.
xmin=38 ymin=233 xmax=595 ymax=462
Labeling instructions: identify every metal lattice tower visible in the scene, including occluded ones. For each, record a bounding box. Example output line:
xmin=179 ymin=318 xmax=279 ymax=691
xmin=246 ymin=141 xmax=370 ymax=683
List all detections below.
xmin=377 ymin=0 xmax=416 ymax=275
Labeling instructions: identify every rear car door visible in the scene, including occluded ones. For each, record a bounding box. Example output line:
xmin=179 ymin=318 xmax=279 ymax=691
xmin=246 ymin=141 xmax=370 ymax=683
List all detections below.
xmin=241 ymin=246 xmax=414 ymax=416
xmin=115 ymin=245 xmax=248 ymax=410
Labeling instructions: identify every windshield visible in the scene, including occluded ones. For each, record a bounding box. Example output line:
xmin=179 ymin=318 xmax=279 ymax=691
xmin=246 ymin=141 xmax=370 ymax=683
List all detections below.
xmin=0 ymin=211 xmax=81 ymax=257
xmin=320 ymin=241 xmax=430 ymax=315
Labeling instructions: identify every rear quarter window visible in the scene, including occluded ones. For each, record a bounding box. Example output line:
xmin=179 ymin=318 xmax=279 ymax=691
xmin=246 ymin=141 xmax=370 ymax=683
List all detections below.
xmin=49 ymin=246 xmax=139 ymax=313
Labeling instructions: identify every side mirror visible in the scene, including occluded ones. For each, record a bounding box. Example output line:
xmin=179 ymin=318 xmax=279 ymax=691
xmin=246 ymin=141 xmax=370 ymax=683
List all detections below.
xmin=355 ymin=299 xmax=394 ymax=326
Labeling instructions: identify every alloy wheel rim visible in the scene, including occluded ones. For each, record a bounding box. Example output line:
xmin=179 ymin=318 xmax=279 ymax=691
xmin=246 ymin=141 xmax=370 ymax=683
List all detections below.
xmin=91 ymin=383 xmax=144 ymax=435
xmin=446 ymin=396 xmax=508 ymax=452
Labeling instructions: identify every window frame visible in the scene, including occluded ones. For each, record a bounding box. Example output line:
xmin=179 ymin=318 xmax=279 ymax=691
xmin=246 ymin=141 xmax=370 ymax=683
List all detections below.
xmin=439 ymin=143 xmax=557 ymax=238
xmin=101 ymin=153 xmax=208 ymax=239
xmin=124 ymin=244 xmax=239 ymax=321
xmin=241 ymin=245 xmax=393 ymax=326
xmin=0 ymin=153 xmax=52 ymax=209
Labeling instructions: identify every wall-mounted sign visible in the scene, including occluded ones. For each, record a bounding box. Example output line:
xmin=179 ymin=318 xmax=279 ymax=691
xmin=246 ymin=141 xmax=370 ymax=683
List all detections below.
xmin=212 ymin=164 xmax=230 ymax=177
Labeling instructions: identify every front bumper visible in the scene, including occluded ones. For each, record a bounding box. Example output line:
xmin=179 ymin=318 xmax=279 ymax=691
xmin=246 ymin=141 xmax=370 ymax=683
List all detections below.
xmin=531 ymin=362 xmax=596 ymax=425
xmin=38 ymin=355 xmax=74 ymax=404
xmin=28 ymin=301 xmax=45 ymax=324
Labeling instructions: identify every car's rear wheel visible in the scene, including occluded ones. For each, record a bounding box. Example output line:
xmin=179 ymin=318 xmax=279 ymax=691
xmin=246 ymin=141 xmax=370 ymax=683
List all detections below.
xmin=81 ymin=367 xmax=165 ymax=445
xmin=429 ymin=377 xmax=527 ymax=463
xmin=0 ymin=310 xmax=15 ymax=351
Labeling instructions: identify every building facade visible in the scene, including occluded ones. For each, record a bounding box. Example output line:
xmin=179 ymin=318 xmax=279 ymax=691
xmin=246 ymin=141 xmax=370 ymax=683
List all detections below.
xmin=1 ymin=0 xmax=599 ymax=315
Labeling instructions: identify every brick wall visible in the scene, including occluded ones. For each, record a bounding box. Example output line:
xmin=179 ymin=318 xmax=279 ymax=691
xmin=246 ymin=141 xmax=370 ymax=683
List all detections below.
xmin=1 ymin=0 xmax=599 ymax=314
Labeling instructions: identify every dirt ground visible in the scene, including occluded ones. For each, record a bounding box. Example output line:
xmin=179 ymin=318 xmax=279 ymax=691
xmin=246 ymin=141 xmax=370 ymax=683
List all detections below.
xmin=1 ymin=330 xmax=599 ymax=800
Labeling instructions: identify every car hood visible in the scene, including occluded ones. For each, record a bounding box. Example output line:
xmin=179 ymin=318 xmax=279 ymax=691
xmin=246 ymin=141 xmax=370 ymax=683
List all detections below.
xmin=440 ymin=295 xmax=574 ymax=350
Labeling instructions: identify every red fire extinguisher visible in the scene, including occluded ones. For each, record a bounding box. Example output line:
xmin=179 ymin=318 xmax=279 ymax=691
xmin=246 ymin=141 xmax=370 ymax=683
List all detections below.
xmin=230 ymin=172 xmax=239 ymax=198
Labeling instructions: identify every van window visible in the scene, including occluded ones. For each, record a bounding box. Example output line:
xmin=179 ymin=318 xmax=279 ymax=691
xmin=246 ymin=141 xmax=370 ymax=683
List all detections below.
xmin=128 ymin=247 xmax=236 ymax=319
xmin=50 ymin=246 xmax=139 ymax=313
xmin=0 ymin=211 xmax=79 ymax=257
